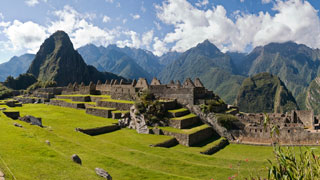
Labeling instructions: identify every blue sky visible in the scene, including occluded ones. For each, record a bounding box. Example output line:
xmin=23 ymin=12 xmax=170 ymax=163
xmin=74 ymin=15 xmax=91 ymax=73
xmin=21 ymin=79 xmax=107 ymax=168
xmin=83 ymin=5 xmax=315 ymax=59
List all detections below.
xmin=0 ymin=0 xmax=319 ymax=63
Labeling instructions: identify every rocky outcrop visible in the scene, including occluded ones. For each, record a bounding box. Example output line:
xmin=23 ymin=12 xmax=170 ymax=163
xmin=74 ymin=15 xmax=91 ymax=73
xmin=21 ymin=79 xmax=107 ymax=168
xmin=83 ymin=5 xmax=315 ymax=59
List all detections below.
xmin=187 ymin=105 xmax=234 ymax=140
xmin=129 ymin=106 xmax=149 ymax=134
xmin=95 ymin=168 xmax=112 ymax=180
xmin=19 ymin=115 xmax=43 ymax=127
xmin=71 ymin=154 xmax=82 ymax=165
xmin=3 ymin=111 xmax=20 ymax=120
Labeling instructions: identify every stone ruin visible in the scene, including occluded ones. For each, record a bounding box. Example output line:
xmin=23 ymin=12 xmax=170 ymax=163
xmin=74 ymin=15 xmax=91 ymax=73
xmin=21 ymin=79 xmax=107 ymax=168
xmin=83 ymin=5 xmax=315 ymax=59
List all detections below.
xmin=231 ymin=110 xmax=320 ymax=145
xmin=17 ymin=77 xmax=320 ymax=146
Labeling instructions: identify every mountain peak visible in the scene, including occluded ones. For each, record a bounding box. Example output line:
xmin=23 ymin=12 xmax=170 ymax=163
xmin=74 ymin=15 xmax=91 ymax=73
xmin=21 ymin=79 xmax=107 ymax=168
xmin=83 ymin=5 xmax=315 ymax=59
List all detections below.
xmin=194 ymin=39 xmax=222 ymax=56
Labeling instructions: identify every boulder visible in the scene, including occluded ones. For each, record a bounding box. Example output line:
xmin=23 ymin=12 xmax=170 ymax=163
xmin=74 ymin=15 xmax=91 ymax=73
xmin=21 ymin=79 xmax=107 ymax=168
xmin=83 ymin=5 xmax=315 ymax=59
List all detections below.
xmin=3 ymin=111 xmax=20 ymax=120
xmin=45 ymin=140 xmax=51 ymax=146
xmin=118 ymin=117 xmax=130 ymax=128
xmin=95 ymin=168 xmax=112 ymax=180
xmin=14 ymin=123 xmax=23 ymax=128
xmin=0 ymin=177 xmax=4 ymax=180
xmin=19 ymin=115 xmax=43 ymax=127
xmin=71 ymin=154 xmax=82 ymax=165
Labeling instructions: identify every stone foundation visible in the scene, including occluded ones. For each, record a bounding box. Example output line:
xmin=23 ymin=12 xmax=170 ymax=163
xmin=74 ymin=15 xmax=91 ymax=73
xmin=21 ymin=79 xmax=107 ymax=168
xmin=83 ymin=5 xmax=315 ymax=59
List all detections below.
xmin=86 ymin=107 xmax=115 ymax=118
xmin=168 ymin=117 xmax=199 ymax=129
xmin=96 ymin=101 xmax=133 ymax=110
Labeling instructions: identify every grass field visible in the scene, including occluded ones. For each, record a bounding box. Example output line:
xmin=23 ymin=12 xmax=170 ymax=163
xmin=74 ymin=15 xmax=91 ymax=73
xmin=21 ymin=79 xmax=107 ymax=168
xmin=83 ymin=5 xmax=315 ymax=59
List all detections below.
xmin=0 ymin=103 xmax=318 ymax=179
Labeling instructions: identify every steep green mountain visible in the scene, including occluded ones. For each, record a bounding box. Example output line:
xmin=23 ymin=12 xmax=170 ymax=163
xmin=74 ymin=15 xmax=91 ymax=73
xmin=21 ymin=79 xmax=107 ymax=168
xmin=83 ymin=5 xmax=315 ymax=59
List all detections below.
xmin=159 ymin=40 xmax=245 ymax=104
xmin=235 ymin=72 xmax=298 ymax=113
xmin=0 ymin=54 xmax=35 ymax=81
xmin=305 ymin=77 xmax=320 ymax=115
xmin=27 ymin=31 xmax=122 ymax=86
xmin=78 ymin=44 xmax=152 ymax=81
xmin=158 ymin=51 xmax=181 ymax=65
xmin=242 ymin=42 xmax=320 ymax=99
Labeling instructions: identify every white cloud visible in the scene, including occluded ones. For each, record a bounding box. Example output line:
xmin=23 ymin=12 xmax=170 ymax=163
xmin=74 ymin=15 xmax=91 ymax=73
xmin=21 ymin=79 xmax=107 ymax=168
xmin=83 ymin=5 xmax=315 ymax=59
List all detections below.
xmin=0 ymin=13 xmax=4 ymax=20
xmin=116 ymin=2 xmax=121 ymax=8
xmin=25 ymin=0 xmax=39 ymax=7
xmin=195 ymin=0 xmax=209 ymax=7
xmin=116 ymin=30 xmax=154 ymax=50
xmin=131 ymin=14 xmax=141 ymax=20
xmin=262 ymin=0 xmax=272 ymax=4
xmin=153 ymin=21 xmax=162 ymax=30
xmin=122 ymin=18 xmax=127 ymax=24
xmin=153 ymin=37 xmax=168 ymax=56
xmin=240 ymin=0 xmax=245 ymax=3
xmin=155 ymin=0 xmax=320 ymax=54
xmin=102 ymin=15 xmax=111 ymax=23
xmin=105 ymin=0 xmax=114 ymax=3
xmin=3 ymin=20 xmax=47 ymax=53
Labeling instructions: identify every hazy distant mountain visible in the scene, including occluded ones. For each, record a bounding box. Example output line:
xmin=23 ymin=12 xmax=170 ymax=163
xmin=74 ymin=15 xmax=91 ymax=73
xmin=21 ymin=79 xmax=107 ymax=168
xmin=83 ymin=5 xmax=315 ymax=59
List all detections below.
xmin=159 ymin=51 xmax=181 ymax=65
xmin=0 ymin=54 xmax=35 ymax=81
xmin=78 ymin=44 xmax=152 ymax=81
xmin=159 ymin=40 xmax=245 ymax=104
xmin=236 ymin=72 xmax=298 ymax=113
xmin=117 ymin=46 xmax=164 ymax=77
xmin=27 ymin=31 xmax=122 ymax=86
xmin=242 ymin=42 xmax=320 ymax=100
xmin=306 ymin=77 xmax=320 ymax=115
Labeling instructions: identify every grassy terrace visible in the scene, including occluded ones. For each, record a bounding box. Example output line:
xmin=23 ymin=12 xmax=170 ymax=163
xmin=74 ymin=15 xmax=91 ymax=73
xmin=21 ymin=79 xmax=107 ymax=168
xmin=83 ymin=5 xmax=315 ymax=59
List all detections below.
xmin=168 ymin=108 xmax=188 ymax=114
xmin=159 ymin=124 xmax=210 ymax=134
xmin=170 ymin=113 xmax=197 ymax=121
xmin=51 ymin=98 xmax=96 ymax=105
xmin=57 ymin=94 xmax=111 ymax=98
xmin=100 ymin=98 xmax=135 ymax=104
xmin=0 ymin=103 xmax=277 ymax=179
xmin=2 ymin=103 xmax=320 ymax=179
xmin=112 ymin=110 xmax=130 ymax=114
xmin=87 ymin=106 xmax=116 ymax=110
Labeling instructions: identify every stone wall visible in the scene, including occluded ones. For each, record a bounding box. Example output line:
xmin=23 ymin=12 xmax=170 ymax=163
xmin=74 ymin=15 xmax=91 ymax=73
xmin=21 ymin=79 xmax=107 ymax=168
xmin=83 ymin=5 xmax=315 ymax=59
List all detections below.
xmin=49 ymin=99 xmax=85 ymax=109
xmin=168 ymin=117 xmax=199 ymax=129
xmin=86 ymin=107 xmax=114 ymax=118
xmin=96 ymin=101 xmax=133 ymax=110
xmin=151 ymin=138 xmax=179 ymax=148
xmin=200 ymin=138 xmax=229 ymax=155
xmin=162 ymin=126 xmax=214 ymax=146
xmin=296 ymin=110 xmax=314 ymax=128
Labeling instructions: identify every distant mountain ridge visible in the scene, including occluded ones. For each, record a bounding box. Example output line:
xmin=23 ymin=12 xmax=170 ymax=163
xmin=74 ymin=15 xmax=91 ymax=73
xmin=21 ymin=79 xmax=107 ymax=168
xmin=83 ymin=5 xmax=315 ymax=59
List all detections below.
xmin=159 ymin=40 xmax=245 ymax=104
xmin=0 ymin=54 xmax=35 ymax=81
xmin=27 ymin=31 xmax=123 ymax=86
xmin=78 ymin=44 xmax=153 ymax=81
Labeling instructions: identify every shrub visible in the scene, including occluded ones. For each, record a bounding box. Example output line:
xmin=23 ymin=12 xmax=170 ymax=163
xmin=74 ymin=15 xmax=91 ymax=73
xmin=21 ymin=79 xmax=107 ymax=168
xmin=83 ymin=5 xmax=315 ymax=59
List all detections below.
xmin=134 ymin=91 xmax=168 ymax=126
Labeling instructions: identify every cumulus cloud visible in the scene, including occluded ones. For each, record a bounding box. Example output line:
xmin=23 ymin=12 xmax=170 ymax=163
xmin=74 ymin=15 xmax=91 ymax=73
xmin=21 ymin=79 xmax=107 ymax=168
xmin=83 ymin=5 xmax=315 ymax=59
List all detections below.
xmin=3 ymin=20 xmax=47 ymax=53
xmin=25 ymin=0 xmax=39 ymax=7
xmin=0 ymin=5 xmax=116 ymax=54
xmin=153 ymin=37 xmax=168 ymax=56
xmin=105 ymin=0 xmax=114 ymax=3
xmin=131 ymin=14 xmax=141 ymax=20
xmin=102 ymin=15 xmax=111 ymax=23
xmin=117 ymin=30 xmax=154 ymax=50
xmin=262 ymin=0 xmax=272 ymax=4
xmin=195 ymin=0 xmax=209 ymax=7
xmin=154 ymin=0 xmax=320 ymax=54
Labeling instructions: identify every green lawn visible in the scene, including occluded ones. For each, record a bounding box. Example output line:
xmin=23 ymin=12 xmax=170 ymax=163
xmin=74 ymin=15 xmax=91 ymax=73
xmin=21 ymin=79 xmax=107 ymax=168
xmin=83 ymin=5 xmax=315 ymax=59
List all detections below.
xmin=100 ymin=99 xmax=135 ymax=104
xmin=170 ymin=113 xmax=197 ymax=121
xmin=1 ymin=103 xmax=317 ymax=179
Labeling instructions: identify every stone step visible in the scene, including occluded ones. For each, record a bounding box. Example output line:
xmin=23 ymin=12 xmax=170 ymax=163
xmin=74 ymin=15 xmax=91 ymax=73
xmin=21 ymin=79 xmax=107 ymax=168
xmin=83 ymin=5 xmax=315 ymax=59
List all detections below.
xmin=200 ymin=137 xmax=229 ymax=155
xmin=160 ymin=124 xmax=215 ymax=146
xmin=56 ymin=95 xmax=91 ymax=102
xmin=111 ymin=110 xmax=130 ymax=119
xmin=168 ymin=113 xmax=200 ymax=129
xmin=168 ymin=108 xmax=190 ymax=118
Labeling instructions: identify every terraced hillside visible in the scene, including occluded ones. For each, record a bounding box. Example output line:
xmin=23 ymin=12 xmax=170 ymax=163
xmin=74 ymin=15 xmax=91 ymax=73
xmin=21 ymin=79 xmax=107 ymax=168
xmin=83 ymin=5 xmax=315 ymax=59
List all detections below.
xmin=0 ymin=95 xmax=277 ymax=179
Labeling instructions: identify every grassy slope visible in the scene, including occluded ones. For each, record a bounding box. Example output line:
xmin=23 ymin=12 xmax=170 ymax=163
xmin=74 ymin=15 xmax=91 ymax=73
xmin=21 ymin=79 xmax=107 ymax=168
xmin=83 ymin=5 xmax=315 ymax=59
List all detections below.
xmin=0 ymin=103 xmax=284 ymax=179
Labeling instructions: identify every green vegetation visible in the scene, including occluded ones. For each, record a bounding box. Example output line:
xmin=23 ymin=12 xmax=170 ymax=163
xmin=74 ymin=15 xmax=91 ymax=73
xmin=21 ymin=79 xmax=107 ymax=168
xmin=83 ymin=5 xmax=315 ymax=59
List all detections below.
xmin=236 ymin=72 xmax=298 ymax=113
xmin=134 ymin=91 xmax=168 ymax=126
xmin=112 ymin=110 xmax=129 ymax=114
xmin=51 ymin=98 xmax=96 ymax=105
xmin=170 ymin=113 xmax=197 ymax=121
xmin=159 ymin=124 xmax=210 ymax=134
xmin=4 ymin=73 xmax=37 ymax=90
xmin=101 ymin=98 xmax=134 ymax=104
xmin=88 ymin=106 xmax=116 ymax=111
xmin=306 ymin=77 xmax=320 ymax=115
xmin=215 ymin=113 xmax=239 ymax=130
xmin=0 ymin=83 xmax=12 ymax=100
xmin=200 ymin=98 xmax=226 ymax=113
xmin=168 ymin=108 xmax=188 ymax=114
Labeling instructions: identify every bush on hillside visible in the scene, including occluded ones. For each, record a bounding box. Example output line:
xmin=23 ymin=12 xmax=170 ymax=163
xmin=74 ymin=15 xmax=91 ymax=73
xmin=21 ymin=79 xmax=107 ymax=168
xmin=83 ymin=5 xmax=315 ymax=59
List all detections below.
xmin=135 ymin=91 xmax=168 ymax=126
xmin=3 ymin=73 xmax=37 ymax=90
